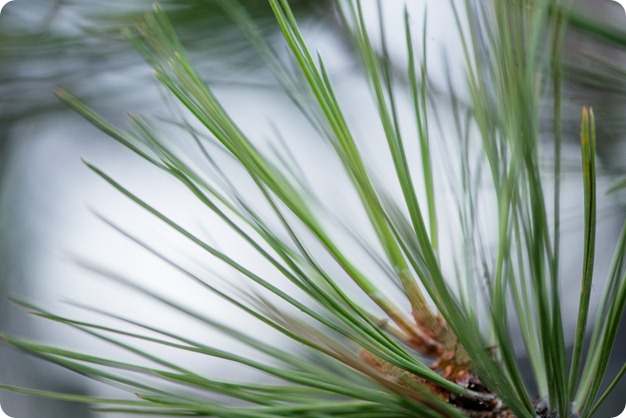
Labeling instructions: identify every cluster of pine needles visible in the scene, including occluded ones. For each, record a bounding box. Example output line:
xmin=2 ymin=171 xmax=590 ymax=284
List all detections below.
xmin=2 ymin=1 xmax=626 ymax=417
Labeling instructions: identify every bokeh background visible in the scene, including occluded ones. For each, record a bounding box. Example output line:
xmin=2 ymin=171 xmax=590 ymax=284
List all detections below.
xmin=1 ymin=0 xmax=625 ymax=417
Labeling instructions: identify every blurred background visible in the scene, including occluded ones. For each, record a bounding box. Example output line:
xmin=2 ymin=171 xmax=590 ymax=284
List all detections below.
xmin=0 ymin=0 xmax=625 ymax=417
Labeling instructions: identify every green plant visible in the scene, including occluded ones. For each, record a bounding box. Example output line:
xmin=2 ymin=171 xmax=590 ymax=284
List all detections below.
xmin=2 ymin=1 xmax=626 ymax=417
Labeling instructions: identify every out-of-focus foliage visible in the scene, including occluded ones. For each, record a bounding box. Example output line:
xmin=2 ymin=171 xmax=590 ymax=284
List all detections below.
xmin=0 ymin=0 xmax=331 ymax=126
